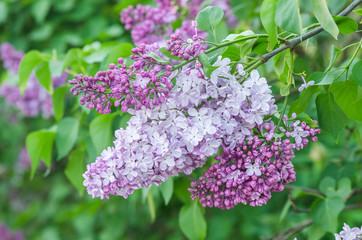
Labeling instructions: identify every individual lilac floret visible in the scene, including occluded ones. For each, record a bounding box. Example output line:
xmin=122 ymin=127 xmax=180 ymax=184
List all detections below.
xmin=188 ymin=118 xmax=320 ymax=209
xmin=69 ymin=43 xmax=174 ymax=114
xmin=120 ymin=1 xmax=177 ymax=45
xmin=0 ymin=42 xmax=24 ymax=74
xmin=0 ymin=223 xmax=25 ymax=240
xmin=334 ymin=223 xmax=362 ymax=240
xmin=298 ymin=76 xmax=315 ymax=92
xmin=82 ymin=57 xmax=277 ymax=200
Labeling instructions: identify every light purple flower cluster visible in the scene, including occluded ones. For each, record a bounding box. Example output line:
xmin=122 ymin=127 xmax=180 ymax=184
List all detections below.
xmin=335 ymin=223 xmax=362 ymax=240
xmin=120 ymin=1 xmax=177 ymax=45
xmin=166 ymin=21 xmax=207 ymax=60
xmin=0 ymin=43 xmax=24 ymax=74
xmin=0 ymin=223 xmax=25 ymax=240
xmin=0 ymin=43 xmax=68 ymax=118
xmin=69 ymin=43 xmax=174 ymax=114
xmin=188 ymin=117 xmax=320 ymax=209
xmin=82 ymin=57 xmax=277 ymax=199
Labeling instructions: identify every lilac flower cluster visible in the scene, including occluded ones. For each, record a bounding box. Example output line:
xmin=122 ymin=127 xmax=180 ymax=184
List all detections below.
xmin=335 ymin=223 xmax=362 ymax=240
xmin=188 ymin=117 xmax=320 ymax=209
xmin=167 ymin=21 xmax=207 ymax=60
xmin=0 ymin=223 xmax=25 ymax=240
xmin=82 ymin=57 xmax=278 ymax=199
xmin=69 ymin=43 xmax=174 ymax=114
xmin=0 ymin=43 xmax=68 ymax=118
xmin=0 ymin=43 xmax=24 ymax=74
xmin=120 ymin=1 xmax=177 ymax=45
xmin=120 ymin=0 xmax=237 ymax=45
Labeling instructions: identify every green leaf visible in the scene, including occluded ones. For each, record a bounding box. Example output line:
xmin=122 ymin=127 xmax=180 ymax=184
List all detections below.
xmin=146 ymin=52 xmax=170 ymax=64
xmin=352 ymin=60 xmax=362 ymax=86
xmin=326 ymin=45 xmax=341 ymax=71
xmin=52 ymin=86 xmax=68 ymax=121
xmin=308 ymin=225 xmax=326 ymax=240
xmin=280 ymin=84 xmax=291 ymax=96
xmin=196 ymin=6 xmax=224 ymax=36
xmin=100 ymin=43 xmax=133 ymax=70
xmin=119 ymin=112 xmax=132 ymax=129
xmin=275 ymin=0 xmax=302 ymax=34
xmin=240 ymin=38 xmax=257 ymax=58
xmin=179 ymin=202 xmax=207 ymax=240
xmin=89 ymin=114 xmax=116 ymax=155
xmin=309 ymin=72 xmax=334 ymax=85
xmin=312 ymin=0 xmax=339 ymax=39
xmin=316 ymin=92 xmax=348 ymax=140
xmin=295 ymin=113 xmax=319 ymax=128
xmin=31 ymin=0 xmax=51 ymax=24
xmin=35 ymin=61 xmax=53 ymax=94
xmin=279 ymin=199 xmax=291 ymax=223
xmin=333 ymin=16 xmax=358 ymax=35
xmin=160 ymin=177 xmax=173 ymax=205
xmin=289 ymin=85 xmax=322 ymax=115
xmin=319 ymin=176 xmax=336 ymax=196
xmin=330 ymin=80 xmax=362 ymax=121
xmin=26 ymin=130 xmax=56 ymax=179
xmin=230 ymin=0 xmax=254 ymax=21
xmin=273 ymin=51 xmax=286 ymax=77
xmin=65 ymin=148 xmax=86 ymax=195
xmin=354 ymin=9 xmax=362 ymax=15
xmin=56 ymin=117 xmax=79 ymax=160
xmin=62 ymin=48 xmax=85 ymax=73
xmin=221 ymin=45 xmax=240 ymax=62
xmin=198 ymin=52 xmax=219 ymax=78
xmin=311 ymin=197 xmax=345 ymax=233
xmin=147 ymin=190 xmax=156 ymax=222
xmin=19 ymin=50 xmax=44 ymax=95
xmin=0 ymin=2 xmax=8 ymax=24
xmin=260 ymin=0 xmax=278 ymax=48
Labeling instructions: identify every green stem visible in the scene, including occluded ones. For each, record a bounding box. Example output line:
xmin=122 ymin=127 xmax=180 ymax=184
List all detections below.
xmin=171 ymin=34 xmax=268 ymax=71
xmin=276 ymin=95 xmax=289 ymax=131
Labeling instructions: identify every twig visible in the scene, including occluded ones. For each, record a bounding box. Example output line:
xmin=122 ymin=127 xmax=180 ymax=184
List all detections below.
xmin=285 ymin=185 xmax=326 ymax=199
xmin=343 ymin=203 xmax=362 ymax=211
xmin=259 ymin=0 xmax=362 ymax=65
xmin=262 ymin=219 xmax=313 ymax=240
xmin=345 ymin=188 xmax=362 ymax=201
xmin=288 ymin=193 xmax=310 ymax=213
xmin=340 ymin=126 xmax=355 ymax=161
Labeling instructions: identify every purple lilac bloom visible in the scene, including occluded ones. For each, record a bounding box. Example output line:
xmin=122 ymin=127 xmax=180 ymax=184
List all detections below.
xmin=69 ymin=43 xmax=174 ymax=114
xmin=82 ymin=56 xmax=277 ymax=200
xmin=0 ymin=223 xmax=25 ymax=240
xmin=0 ymin=43 xmax=24 ymax=74
xmin=188 ymin=118 xmax=320 ymax=209
xmin=120 ymin=1 xmax=177 ymax=45
xmin=120 ymin=0 xmax=237 ymax=45
xmin=334 ymin=223 xmax=362 ymax=240
xmin=0 ymin=43 xmax=68 ymax=118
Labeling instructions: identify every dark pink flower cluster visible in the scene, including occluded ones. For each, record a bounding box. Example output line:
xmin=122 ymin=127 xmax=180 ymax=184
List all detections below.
xmin=166 ymin=21 xmax=207 ymax=60
xmin=120 ymin=1 xmax=177 ymax=45
xmin=189 ymin=119 xmax=320 ymax=209
xmin=69 ymin=43 xmax=174 ymax=114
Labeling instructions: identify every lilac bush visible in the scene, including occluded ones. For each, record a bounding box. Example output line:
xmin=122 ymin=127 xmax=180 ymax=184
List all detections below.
xmin=0 ymin=43 xmax=68 ymax=118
